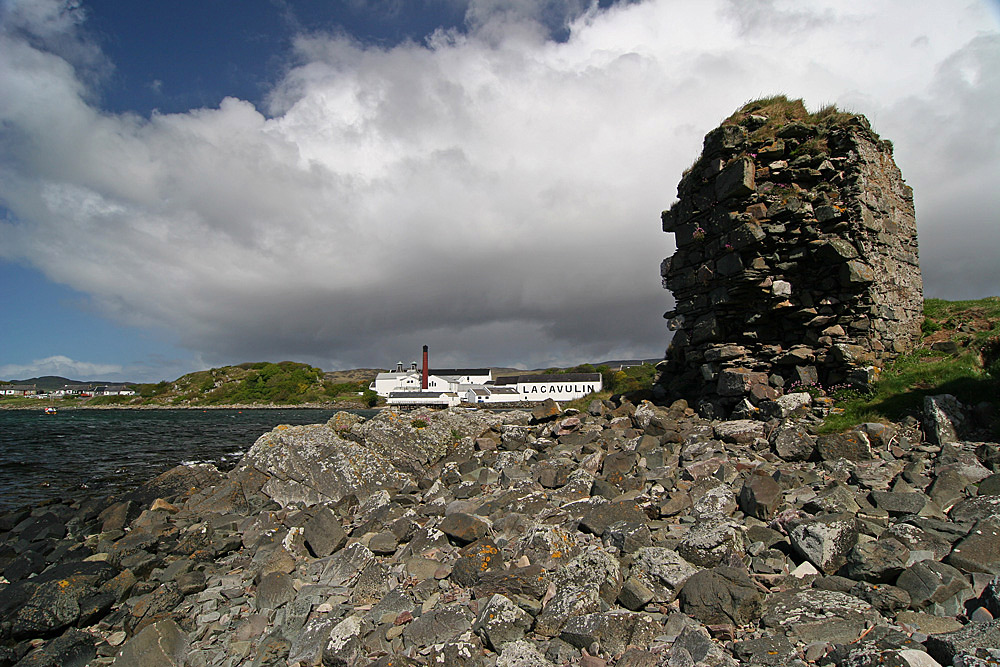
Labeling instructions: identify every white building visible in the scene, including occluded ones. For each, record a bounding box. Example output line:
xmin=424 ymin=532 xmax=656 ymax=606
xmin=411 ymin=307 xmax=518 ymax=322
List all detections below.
xmin=493 ymin=373 xmax=603 ymax=402
xmin=94 ymin=385 xmax=137 ymax=396
xmin=464 ymin=385 xmax=521 ymax=404
xmin=370 ymin=363 xmax=492 ymax=397
xmin=0 ymin=384 xmax=37 ymax=396
xmin=372 ymin=346 xmax=602 ymax=406
xmin=386 ymin=391 xmax=461 ymax=407
xmin=51 ymin=384 xmax=95 ymax=397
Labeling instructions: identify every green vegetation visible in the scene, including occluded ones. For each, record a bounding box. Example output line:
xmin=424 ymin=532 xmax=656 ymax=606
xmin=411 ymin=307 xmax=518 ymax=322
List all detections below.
xmin=820 ymin=297 xmax=1000 ymax=435
xmin=92 ymin=363 xmax=380 ymax=408
xmin=558 ymin=362 xmax=659 ymax=411
xmin=722 ymin=95 xmax=854 ymax=140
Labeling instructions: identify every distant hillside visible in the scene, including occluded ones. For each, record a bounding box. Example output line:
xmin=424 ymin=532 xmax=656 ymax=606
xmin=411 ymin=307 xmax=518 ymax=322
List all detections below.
xmin=87 ymin=361 xmax=378 ymax=407
xmin=323 ymin=368 xmax=384 ymax=385
xmin=2 ymin=376 xmax=134 ymax=390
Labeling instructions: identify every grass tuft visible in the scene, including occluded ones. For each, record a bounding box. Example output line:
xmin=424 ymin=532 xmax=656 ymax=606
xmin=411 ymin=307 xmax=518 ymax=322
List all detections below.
xmin=819 ymin=297 xmax=1000 ymax=436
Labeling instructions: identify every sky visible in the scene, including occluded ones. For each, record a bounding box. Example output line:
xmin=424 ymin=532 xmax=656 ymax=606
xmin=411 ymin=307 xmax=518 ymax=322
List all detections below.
xmin=1 ymin=0 xmax=998 ymax=383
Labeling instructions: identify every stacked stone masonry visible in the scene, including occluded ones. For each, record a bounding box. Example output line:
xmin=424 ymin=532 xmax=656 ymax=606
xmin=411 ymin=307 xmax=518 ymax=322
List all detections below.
xmin=657 ymin=101 xmax=922 ymax=411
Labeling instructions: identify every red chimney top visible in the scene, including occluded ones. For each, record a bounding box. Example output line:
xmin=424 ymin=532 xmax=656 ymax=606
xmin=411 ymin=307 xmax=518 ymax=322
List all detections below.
xmin=422 ymin=345 xmax=429 ymax=390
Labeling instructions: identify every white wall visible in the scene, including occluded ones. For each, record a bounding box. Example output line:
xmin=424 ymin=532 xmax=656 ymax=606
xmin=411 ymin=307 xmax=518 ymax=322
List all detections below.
xmin=511 ymin=379 xmax=602 ymax=401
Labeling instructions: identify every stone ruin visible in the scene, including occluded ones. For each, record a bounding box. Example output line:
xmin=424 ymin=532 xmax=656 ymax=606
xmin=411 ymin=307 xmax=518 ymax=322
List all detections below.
xmin=655 ymin=98 xmax=923 ymax=414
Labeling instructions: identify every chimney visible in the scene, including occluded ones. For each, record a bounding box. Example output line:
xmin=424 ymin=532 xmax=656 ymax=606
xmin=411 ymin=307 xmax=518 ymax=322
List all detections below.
xmin=422 ymin=345 xmax=429 ymax=390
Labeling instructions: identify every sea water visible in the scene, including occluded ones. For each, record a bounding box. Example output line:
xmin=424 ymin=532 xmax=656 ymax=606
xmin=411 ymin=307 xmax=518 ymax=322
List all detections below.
xmin=0 ymin=408 xmax=376 ymax=511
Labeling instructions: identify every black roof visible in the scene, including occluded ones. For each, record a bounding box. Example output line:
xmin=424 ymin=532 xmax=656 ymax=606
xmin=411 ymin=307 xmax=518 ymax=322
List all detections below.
xmin=495 ymin=373 xmax=602 ymax=385
xmin=429 ymin=369 xmax=491 ymax=376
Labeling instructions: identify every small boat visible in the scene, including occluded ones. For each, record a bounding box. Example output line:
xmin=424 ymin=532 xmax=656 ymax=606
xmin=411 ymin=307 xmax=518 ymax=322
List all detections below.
xmin=44 ymin=406 xmax=57 ymax=415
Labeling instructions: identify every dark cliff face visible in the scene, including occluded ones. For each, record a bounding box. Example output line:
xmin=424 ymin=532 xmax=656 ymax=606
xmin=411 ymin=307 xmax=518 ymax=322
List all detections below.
xmin=655 ymin=97 xmax=922 ymax=414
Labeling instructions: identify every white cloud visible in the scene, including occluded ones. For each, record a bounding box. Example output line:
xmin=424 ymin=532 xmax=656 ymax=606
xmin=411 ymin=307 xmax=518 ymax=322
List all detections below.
xmin=1 ymin=0 xmax=998 ymax=370
xmin=0 ymin=355 xmax=123 ymax=380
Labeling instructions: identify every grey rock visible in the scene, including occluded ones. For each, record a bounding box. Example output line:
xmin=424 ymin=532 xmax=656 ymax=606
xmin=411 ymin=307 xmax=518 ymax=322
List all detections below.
xmin=303 ymin=506 xmax=348 ymax=557
xmin=439 ymin=512 xmax=490 ymax=544
xmin=850 ymin=581 xmax=911 ymax=614
xmin=816 ymin=431 xmax=873 ymax=461
xmin=603 ymin=521 xmax=653 ymax=554
xmin=677 ymin=566 xmax=764 ymax=625
xmin=731 ymin=635 xmax=796 ymax=665
xmin=551 ymin=546 xmax=623 ymax=607
xmin=112 ymin=619 xmax=188 ymax=667
xmin=717 ymin=368 xmax=768 ymax=397
xmin=886 ymin=521 xmax=955 ymax=561
xmin=452 ymin=538 xmax=504 ymax=588
xmin=322 ymin=614 xmax=371 ymax=667
xmin=255 ymin=571 xmax=295 ymax=610
xmin=739 ymin=473 xmax=783 ymax=520
xmin=617 ymin=576 xmax=655 ymax=611
xmin=947 ymin=517 xmax=1000 ymax=575
xmin=788 ymin=513 xmax=859 ymax=574
xmin=715 ymin=156 xmax=756 ymax=201
xmin=559 ymin=610 xmax=660 ymax=656
xmin=950 ymin=495 xmax=1000 ymax=524
xmin=870 ymin=490 xmax=927 ymax=516
xmin=896 ymin=560 xmax=973 ymax=614
xmin=761 ymin=588 xmax=885 ymax=644
xmin=496 ymin=639 xmax=555 ymax=667
xmin=403 ymin=607 xmax=473 ymax=648
xmin=534 ymin=586 xmax=600 ymax=638
xmin=771 ymin=421 xmax=816 ymax=461
xmin=677 ymin=517 xmax=746 ymax=568
xmin=579 ymin=502 xmax=647 ymax=536
xmin=232 ymin=423 xmax=413 ymax=508
xmin=978 ymin=473 xmax=1000 ymax=495
xmin=14 ymin=628 xmax=95 ymax=667
xmin=669 ymin=625 xmax=738 ymax=666
xmin=713 ymin=419 xmax=764 ymax=445
xmin=287 ymin=617 xmax=336 ymax=666
xmin=925 ymin=619 xmax=1000 ymax=665
xmin=924 ymin=395 xmax=964 ymax=445
xmin=426 ymin=642 xmax=488 ymax=667
xmin=765 ymin=392 xmax=813 ymax=419
xmin=474 ymin=594 xmax=533 ymax=650
xmin=631 ymin=547 xmax=699 ymax=598
xmin=311 ymin=543 xmax=376 ymax=588
xmin=843 ymin=537 xmax=910 ymax=583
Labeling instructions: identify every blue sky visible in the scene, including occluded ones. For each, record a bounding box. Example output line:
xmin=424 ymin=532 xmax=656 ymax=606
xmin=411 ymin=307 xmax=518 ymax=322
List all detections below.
xmin=1 ymin=0 xmax=999 ymax=383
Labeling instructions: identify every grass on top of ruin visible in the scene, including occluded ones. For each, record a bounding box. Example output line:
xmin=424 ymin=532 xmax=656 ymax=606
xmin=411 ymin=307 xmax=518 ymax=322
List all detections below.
xmin=820 ymin=297 xmax=1000 ymax=437
xmin=722 ymin=94 xmax=856 ymax=141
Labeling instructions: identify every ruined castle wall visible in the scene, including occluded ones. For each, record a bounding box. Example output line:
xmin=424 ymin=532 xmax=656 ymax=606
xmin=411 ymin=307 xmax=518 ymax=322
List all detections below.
xmin=656 ymin=103 xmax=922 ymax=411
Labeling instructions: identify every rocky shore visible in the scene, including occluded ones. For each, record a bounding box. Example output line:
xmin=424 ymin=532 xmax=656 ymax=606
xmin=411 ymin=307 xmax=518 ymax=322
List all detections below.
xmin=2 ymin=395 xmax=1000 ymax=666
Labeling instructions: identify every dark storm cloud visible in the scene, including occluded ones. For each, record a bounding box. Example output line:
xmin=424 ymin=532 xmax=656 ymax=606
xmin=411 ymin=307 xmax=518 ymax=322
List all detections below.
xmin=1 ymin=0 xmax=997 ymax=374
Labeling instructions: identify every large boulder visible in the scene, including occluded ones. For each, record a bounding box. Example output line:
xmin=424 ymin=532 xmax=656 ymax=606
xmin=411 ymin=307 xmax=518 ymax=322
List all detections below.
xmin=761 ymin=588 xmax=885 ymax=645
xmin=677 ymin=566 xmax=765 ymax=625
xmin=231 ymin=424 xmax=412 ymax=508
xmin=111 ymin=619 xmax=188 ymax=667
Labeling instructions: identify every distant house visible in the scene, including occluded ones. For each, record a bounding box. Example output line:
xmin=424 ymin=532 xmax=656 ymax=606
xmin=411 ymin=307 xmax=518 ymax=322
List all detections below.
xmin=0 ymin=384 xmax=38 ymax=396
xmin=52 ymin=384 xmax=95 ymax=397
xmin=94 ymin=385 xmax=136 ymax=396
